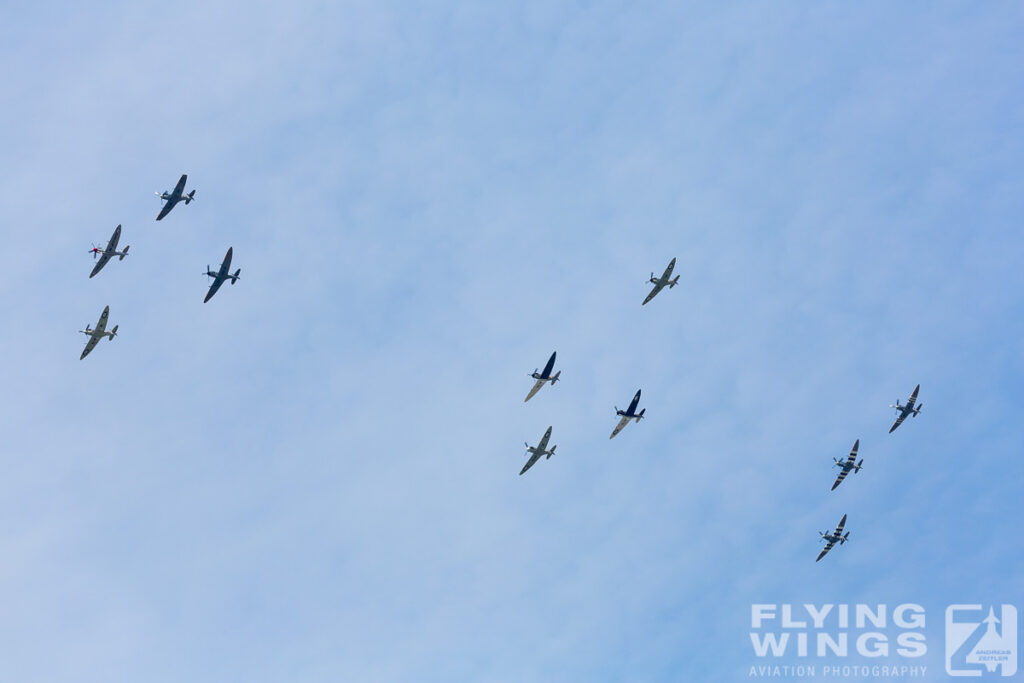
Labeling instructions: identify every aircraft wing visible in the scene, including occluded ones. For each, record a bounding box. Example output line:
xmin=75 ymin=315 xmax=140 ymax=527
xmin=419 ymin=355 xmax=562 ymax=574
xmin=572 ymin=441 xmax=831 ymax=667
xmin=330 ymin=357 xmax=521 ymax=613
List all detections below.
xmin=535 ymin=429 xmax=551 ymax=453
xmin=107 ymin=224 xmax=121 ymax=251
xmin=95 ymin=306 xmax=109 ymax=335
xmin=906 ymin=384 xmax=920 ymax=410
xmin=520 ymin=450 xmax=543 ymax=476
xmin=90 ymin=251 xmax=113 ymax=278
xmin=816 ymin=540 xmax=835 ymax=562
xmin=172 ymin=174 xmax=187 ymax=198
xmin=610 ymin=414 xmax=631 ymax=439
xmin=889 ymin=411 xmax=908 ymax=434
xmin=81 ymin=331 xmax=102 ymax=359
xmin=642 ymin=282 xmax=665 ymax=306
xmin=662 ymin=258 xmax=676 ymax=280
xmin=524 ymin=378 xmax=546 ymax=402
xmin=156 ymin=199 xmax=176 ymax=221
xmin=833 ymin=514 xmax=847 ymax=536
xmin=204 ymin=275 xmax=226 ymax=303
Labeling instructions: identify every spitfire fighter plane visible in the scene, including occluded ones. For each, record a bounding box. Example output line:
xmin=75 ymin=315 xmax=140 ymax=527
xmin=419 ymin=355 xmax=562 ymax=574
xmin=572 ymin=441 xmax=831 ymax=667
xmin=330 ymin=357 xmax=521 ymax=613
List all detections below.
xmin=79 ymin=305 xmax=118 ymax=360
xmin=204 ymin=247 xmax=241 ymax=303
xmin=888 ymin=384 xmax=922 ymax=434
xmin=815 ymin=513 xmax=849 ymax=562
xmin=610 ymin=389 xmax=645 ymax=439
xmin=642 ymin=257 xmax=679 ymax=305
xmin=88 ymin=224 xmax=129 ymax=278
xmin=520 ymin=426 xmax=557 ymax=476
xmin=831 ymin=440 xmax=863 ymax=491
xmin=524 ymin=351 xmax=561 ymax=402
xmin=155 ymin=174 xmax=196 ymax=220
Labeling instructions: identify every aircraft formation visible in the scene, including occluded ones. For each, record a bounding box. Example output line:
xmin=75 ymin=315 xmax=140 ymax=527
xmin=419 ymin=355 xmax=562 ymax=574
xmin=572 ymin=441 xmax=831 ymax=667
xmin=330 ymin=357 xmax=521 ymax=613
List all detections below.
xmin=815 ymin=383 xmax=924 ymax=562
xmin=513 ymin=255 xmax=924 ymax=564
xmin=80 ymin=173 xmax=242 ymax=360
xmin=83 ymin=177 xmax=926 ymax=565
xmin=517 ymin=258 xmax=672 ymax=475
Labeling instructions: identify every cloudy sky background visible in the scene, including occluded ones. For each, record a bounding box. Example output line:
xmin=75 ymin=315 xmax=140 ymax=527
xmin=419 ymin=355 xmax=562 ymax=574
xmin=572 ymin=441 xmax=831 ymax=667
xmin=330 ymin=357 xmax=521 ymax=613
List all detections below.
xmin=1 ymin=2 xmax=1022 ymax=681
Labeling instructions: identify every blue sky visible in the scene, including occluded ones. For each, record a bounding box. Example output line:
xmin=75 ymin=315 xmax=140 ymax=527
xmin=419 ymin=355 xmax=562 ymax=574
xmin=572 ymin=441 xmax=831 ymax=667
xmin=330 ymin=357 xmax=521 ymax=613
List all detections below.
xmin=1 ymin=2 xmax=1022 ymax=681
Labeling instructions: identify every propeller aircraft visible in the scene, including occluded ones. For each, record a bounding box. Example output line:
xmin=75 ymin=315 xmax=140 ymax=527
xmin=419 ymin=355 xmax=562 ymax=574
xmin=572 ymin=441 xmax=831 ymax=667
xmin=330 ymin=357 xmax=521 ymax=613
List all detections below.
xmin=642 ymin=257 xmax=679 ymax=305
xmin=831 ymin=439 xmax=863 ymax=491
xmin=815 ymin=513 xmax=849 ymax=562
xmin=88 ymin=224 xmax=129 ymax=278
xmin=610 ymin=389 xmax=645 ymax=439
xmin=155 ymin=173 xmax=196 ymax=221
xmin=521 ymin=426 xmax=556 ymax=476
xmin=79 ymin=305 xmax=118 ymax=360
xmin=889 ymin=384 xmax=922 ymax=434
xmin=204 ymin=247 xmax=241 ymax=303
xmin=524 ymin=351 xmax=560 ymax=402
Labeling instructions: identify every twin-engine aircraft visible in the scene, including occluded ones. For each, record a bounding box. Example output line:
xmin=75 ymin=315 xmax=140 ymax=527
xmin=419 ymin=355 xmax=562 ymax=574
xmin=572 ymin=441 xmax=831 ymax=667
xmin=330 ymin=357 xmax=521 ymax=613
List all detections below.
xmin=642 ymin=257 xmax=679 ymax=305
xmin=610 ymin=389 xmax=645 ymax=439
xmin=815 ymin=513 xmax=849 ymax=562
xmin=831 ymin=439 xmax=863 ymax=491
xmin=155 ymin=173 xmax=196 ymax=221
xmin=204 ymin=247 xmax=241 ymax=303
xmin=80 ymin=305 xmax=118 ymax=360
xmin=889 ymin=384 xmax=922 ymax=434
xmin=520 ymin=426 xmax=556 ymax=476
xmin=88 ymin=224 xmax=129 ymax=278
xmin=524 ymin=351 xmax=561 ymax=402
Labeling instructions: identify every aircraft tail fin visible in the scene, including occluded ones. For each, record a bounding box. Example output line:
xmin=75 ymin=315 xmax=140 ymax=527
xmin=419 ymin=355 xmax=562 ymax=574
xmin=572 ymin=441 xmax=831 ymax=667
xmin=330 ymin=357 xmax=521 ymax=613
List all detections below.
xmin=669 ymin=275 xmax=680 ymax=288
xmin=185 ymin=189 xmax=196 ymax=204
xmin=914 ymin=403 xmax=922 ymax=416
xmin=109 ymin=325 xmax=118 ymax=339
xmin=636 ymin=408 xmax=646 ymax=422
xmin=550 ymin=370 xmax=560 ymax=384
xmin=231 ymin=268 xmax=241 ymax=284
xmin=119 ymin=245 xmax=130 ymax=260
xmin=547 ymin=444 xmax=556 ymax=459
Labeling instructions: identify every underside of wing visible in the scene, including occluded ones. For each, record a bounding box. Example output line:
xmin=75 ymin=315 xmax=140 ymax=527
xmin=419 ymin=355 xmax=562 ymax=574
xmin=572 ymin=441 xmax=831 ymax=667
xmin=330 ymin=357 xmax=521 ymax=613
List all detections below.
xmin=642 ymin=284 xmax=663 ymax=305
xmin=536 ymin=434 xmax=550 ymax=453
xmin=81 ymin=333 xmax=101 ymax=359
xmin=907 ymin=385 xmax=919 ymax=409
xmin=834 ymin=516 xmax=847 ymax=535
xmin=204 ymin=277 xmax=225 ymax=303
xmin=889 ymin=413 xmax=907 ymax=433
xmin=524 ymin=379 xmax=545 ymax=402
xmin=610 ymin=415 xmax=630 ymax=439
xmin=90 ymin=253 xmax=113 ymax=278
xmin=174 ymin=174 xmax=187 ymax=195
xmin=831 ymin=470 xmax=848 ymax=491
xmin=156 ymin=200 xmax=174 ymax=221
xmin=520 ymin=451 xmax=543 ymax=476
xmin=107 ymin=225 xmax=121 ymax=250
xmin=816 ymin=542 xmax=834 ymax=562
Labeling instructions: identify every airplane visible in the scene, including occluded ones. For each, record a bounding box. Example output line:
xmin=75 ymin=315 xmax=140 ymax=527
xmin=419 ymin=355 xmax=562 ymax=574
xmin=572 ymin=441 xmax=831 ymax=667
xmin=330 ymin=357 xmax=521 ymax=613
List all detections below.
xmin=88 ymin=224 xmax=129 ymax=278
xmin=831 ymin=439 xmax=863 ymax=491
xmin=79 ymin=305 xmax=118 ymax=360
xmin=204 ymin=247 xmax=241 ymax=303
xmin=524 ymin=351 xmax=561 ymax=402
xmin=815 ymin=513 xmax=849 ymax=562
xmin=610 ymin=389 xmax=645 ymax=439
xmin=521 ymin=426 xmax=556 ymax=476
xmin=642 ymin=257 xmax=679 ymax=305
xmin=889 ymin=384 xmax=922 ymax=434
xmin=155 ymin=173 xmax=196 ymax=220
